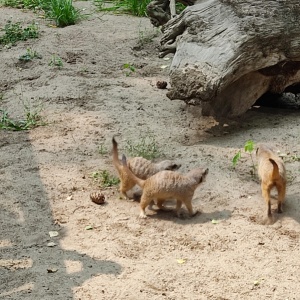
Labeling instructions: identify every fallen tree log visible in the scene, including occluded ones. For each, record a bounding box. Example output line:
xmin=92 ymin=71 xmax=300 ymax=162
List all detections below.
xmin=146 ymin=0 xmax=196 ymax=27
xmin=157 ymin=0 xmax=300 ymax=119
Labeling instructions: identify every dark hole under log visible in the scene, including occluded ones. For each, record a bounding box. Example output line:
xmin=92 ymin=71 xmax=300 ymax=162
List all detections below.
xmin=254 ymin=84 xmax=300 ymax=109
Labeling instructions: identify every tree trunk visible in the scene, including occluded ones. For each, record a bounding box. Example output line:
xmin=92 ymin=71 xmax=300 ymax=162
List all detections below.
xmin=158 ymin=0 xmax=300 ymax=119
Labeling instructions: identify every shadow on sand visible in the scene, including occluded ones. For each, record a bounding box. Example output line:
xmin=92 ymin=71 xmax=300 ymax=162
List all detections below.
xmin=0 ymin=130 xmax=122 ymax=299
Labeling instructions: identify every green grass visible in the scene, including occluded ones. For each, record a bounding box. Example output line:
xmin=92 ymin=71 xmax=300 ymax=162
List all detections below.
xmin=125 ymin=134 xmax=162 ymax=160
xmin=94 ymin=0 xmax=151 ymax=17
xmin=0 ymin=21 xmax=39 ymax=46
xmin=232 ymin=140 xmax=256 ymax=175
xmin=91 ymin=170 xmax=120 ymax=187
xmin=176 ymin=2 xmax=186 ymax=14
xmin=49 ymin=54 xmax=63 ymax=68
xmin=46 ymin=0 xmax=83 ymax=27
xmin=19 ymin=48 xmax=42 ymax=62
xmin=94 ymin=0 xmax=186 ymax=17
xmin=2 ymin=0 xmax=84 ymax=27
xmin=98 ymin=144 xmax=108 ymax=155
xmin=123 ymin=63 xmax=135 ymax=76
xmin=0 ymin=98 xmax=45 ymax=131
xmin=2 ymin=0 xmax=40 ymax=9
xmin=0 ymin=109 xmax=44 ymax=130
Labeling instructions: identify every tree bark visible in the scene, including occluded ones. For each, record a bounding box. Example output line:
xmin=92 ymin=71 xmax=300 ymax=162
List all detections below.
xmin=146 ymin=0 xmax=196 ymax=27
xmin=158 ymin=0 xmax=300 ymax=119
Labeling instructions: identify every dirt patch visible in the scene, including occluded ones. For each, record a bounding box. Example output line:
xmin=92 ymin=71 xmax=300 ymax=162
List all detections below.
xmin=0 ymin=3 xmax=300 ymax=300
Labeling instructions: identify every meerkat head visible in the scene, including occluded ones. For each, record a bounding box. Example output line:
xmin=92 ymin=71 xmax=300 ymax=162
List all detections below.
xmin=156 ymin=160 xmax=181 ymax=171
xmin=256 ymin=143 xmax=263 ymax=157
xmin=256 ymin=143 xmax=275 ymax=158
xmin=187 ymin=168 xmax=209 ymax=184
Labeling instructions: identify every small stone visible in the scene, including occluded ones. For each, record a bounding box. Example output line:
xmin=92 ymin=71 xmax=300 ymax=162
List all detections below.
xmin=47 ymin=242 xmax=57 ymax=247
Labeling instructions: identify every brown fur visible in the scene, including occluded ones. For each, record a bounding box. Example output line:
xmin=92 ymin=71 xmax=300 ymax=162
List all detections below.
xmin=121 ymin=154 xmax=208 ymax=218
xmin=112 ymin=137 xmax=180 ymax=198
xmin=256 ymin=144 xmax=287 ymax=221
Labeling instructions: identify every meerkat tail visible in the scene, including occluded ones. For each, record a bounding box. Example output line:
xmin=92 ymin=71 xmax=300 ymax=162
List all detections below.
xmin=269 ymin=158 xmax=280 ymax=179
xmin=121 ymin=154 xmax=145 ymax=188
xmin=112 ymin=136 xmax=122 ymax=170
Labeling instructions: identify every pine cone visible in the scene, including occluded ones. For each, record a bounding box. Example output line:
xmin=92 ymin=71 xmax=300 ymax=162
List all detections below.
xmin=156 ymin=81 xmax=168 ymax=89
xmin=90 ymin=192 xmax=105 ymax=205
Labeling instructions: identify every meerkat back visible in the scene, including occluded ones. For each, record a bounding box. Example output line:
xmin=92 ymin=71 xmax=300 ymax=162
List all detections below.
xmin=127 ymin=157 xmax=154 ymax=179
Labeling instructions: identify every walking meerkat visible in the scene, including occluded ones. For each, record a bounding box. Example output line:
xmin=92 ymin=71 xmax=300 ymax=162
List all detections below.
xmin=112 ymin=137 xmax=180 ymax=199
xmin=121 ymin=154 xmax=209 ymax=218
xmin=256 ymin=144 xmax=287 ymax=221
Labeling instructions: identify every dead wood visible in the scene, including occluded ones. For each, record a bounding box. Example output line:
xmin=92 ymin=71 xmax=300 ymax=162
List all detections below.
xmin=157 ymin=0 xmax=300 ymax=119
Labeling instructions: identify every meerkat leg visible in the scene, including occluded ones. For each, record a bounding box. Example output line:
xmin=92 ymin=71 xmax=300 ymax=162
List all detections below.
xmin=148 ymin=200 xmax=156 ymax=210
xmin=120 ymin=179 xmax=135 ymax=200
xmin=156 ymin=199 xmax=172 ymax=211
xmin=261 ymin=182 xmax=272 ymax=218
xmin=184 ymin=198 xmax=197 ymax=217
xmin=175 ymin=200 xmax=183 ymax=217
xmin=139 ymin=195 xmax=153 ymax=218
xmin=276 ymin=183 xmax=286 ymax=214
xmin=119 ymin=182 xmax=128 ymax=199
xmin=133 ymin=191 xmax=142 ymax=201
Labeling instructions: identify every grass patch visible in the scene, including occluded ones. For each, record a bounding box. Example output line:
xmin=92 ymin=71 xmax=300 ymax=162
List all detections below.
xmin=0 ymin=21 xmax=39 ymax=46
xmin=123 ymin=63 xmax=135 ymax=76
xmin=98 ymin=144 xmax=108 ymax=155
xmin=2 ymin=0 xmax=85 ymax=27
xmin=91 ymin=170 xmax=120 ymax=187
xmin=94 ymin=0 xmax=186 ymax=16
xmin=125 ymin=134 xmax=162 ymax=160
xmin=176 ymin=2 xmax=186 ymax=14
xmin=2 ymin=0 xmax=40 ymax=9
xmin=49 ymin=54 xmax=63 ymax=68
xmin=0 ymin=98 xmax=46 ymax=131
xmin=232 ymin=140 xmax=256 ymax=175
xmin=94 ymin=0 xmax=151 ymax=17
xmin=46 ymin=0 xmax=84 ymax=27
xmin=19 ymin=48 xmax=42 ymax=62
xmin=0 ymin=108 xmax=44 ymax=131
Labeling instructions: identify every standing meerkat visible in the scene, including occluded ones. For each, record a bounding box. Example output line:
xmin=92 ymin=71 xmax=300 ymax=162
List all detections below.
xmin=112 ymin=137 xmax=180 ymax=199
xmin=121 ymin=154 xmax=209 ymax=218
xmin=256 ymin=144 xmax=287 ymax=222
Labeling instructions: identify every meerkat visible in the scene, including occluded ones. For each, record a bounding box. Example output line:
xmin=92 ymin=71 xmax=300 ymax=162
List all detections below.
xmin=121 ymin=154 xmax=209 ymax=218
xmin=112 ymin=137 xmax=180 ymax=199
xmin=256 ymin=143 xmax=287 ymax=221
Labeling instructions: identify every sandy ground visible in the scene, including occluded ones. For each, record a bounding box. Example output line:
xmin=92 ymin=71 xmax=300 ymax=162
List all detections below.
xmin=1 ymin=3 xmax=300 ymax=300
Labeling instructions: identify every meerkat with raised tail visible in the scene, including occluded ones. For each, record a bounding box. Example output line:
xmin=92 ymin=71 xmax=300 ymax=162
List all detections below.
xmin=121 ymin=154 xmax=208 ymax=218
xmin=112 ymin=137 xmax=180 ymax=199
xmin=256 ymin=143 xmax=286 ymax=223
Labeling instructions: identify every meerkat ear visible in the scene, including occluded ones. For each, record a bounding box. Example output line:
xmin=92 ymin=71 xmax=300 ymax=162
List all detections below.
xmin=165 ymin=163 xmax=180 ymax=170
xmin=171 ymin=163 xmax=181 ymax=170
xmin=204 ymin=168 xmax=209 ymax=175
xmin=121 ymin=154 xmax=127 ymax=165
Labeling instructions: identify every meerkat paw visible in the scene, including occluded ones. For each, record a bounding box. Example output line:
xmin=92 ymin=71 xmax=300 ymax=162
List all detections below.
xmin=139 ymin=211 xmax=148 ymax=219
xmin=191 ymin=210 xmax=199 ymax=217
xmin=277 ymin=205 xmax=283 ymax=214
xmin=185 ymin=211 xmax=199 ymax=219
xmin=264 ymin=215 xmax=275 ymax=225
xmin=175 ymin=210 xmax=183 ymax=218
xmin=119 ymin=193 xmax=129 ymax=200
